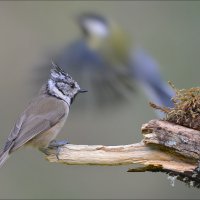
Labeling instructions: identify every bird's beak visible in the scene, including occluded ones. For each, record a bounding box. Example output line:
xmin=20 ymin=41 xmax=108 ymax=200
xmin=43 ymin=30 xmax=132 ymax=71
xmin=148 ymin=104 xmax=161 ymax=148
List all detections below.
xmin=79 ymin=89 xmax=88 ymax=93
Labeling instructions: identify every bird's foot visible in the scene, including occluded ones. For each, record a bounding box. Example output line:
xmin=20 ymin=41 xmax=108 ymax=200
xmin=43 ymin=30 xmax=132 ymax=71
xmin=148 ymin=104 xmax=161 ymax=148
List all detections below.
xmin=48 ymin=140 xmax=70 ymax=160
xmin=48 ymin=139 xmax=70 ymax=148
xmin=39 ymin=140 xmax=69 ymax=159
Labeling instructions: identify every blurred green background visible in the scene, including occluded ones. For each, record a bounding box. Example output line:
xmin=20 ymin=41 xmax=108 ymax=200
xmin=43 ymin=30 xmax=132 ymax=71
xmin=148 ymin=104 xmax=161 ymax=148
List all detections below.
xmin=0 ymin=1 xmax=200 ymax=199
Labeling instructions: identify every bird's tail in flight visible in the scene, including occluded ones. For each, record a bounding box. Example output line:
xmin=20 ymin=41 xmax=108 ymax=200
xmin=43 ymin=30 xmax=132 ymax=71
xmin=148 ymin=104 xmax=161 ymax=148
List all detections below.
xmin=131 ymin=48 xmax=175 ymax=117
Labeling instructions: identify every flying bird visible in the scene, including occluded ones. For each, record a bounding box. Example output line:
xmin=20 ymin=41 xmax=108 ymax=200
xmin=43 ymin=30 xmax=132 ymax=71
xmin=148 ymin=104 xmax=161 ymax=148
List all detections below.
xmin=35 ymin=13 xmax=175 ymax=116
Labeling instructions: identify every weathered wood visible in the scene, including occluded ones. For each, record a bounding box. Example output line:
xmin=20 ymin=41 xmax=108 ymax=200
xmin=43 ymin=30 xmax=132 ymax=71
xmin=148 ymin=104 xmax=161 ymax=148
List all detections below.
xmin=142 ymin=120 xmax=200 ymax=160
xmin=42 ymin=119 xmax=200 ymax=187
xmin=44 ymin=143 xmax=196 ymax=172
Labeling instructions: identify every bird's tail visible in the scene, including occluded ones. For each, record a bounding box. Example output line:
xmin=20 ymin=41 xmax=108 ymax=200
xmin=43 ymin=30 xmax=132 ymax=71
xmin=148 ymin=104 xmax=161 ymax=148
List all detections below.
xmin=131 ymin=48 xmax=175 ymax=117
xmin=140 ymin=81 xmax=174 ymax=118
xmin=0 ymin=149 xmax=10 ymax=168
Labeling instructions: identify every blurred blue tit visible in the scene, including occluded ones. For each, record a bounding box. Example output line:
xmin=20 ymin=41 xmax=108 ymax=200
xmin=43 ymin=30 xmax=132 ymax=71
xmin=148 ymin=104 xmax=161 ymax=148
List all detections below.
xmin=35 ymin=13 xmax=175 ymax=116
xmin=36 ymin=13 xmax=135 ymax=108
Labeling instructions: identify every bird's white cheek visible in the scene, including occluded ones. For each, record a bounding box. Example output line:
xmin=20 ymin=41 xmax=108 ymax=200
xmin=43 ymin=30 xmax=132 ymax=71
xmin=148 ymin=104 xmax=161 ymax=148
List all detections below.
xmin=85 ymin=20 xmax=109 ymax=38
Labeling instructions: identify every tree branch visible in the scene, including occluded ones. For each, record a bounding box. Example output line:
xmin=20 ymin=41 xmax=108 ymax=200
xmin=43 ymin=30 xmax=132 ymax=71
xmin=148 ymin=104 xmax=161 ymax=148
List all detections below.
xmin=42 ymin=119 xmax=200 ymax=187
xmin=44 ymin=141 xmax=195 ymax=172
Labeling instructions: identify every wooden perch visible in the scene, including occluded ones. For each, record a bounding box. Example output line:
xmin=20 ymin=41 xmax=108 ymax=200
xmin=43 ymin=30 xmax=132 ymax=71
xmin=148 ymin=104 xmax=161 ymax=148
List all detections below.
xmin=43 ymin=120 xmax=200 ymax=170
xmin=42 ymin=119 xmax=200 ymax=187
xmin=44 ymin=141 xmax=195 ymax=171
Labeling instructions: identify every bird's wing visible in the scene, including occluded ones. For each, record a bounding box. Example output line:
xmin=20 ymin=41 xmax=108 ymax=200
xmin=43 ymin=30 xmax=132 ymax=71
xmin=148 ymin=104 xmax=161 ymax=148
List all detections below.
xmin=11 ymin=118 xmax=54 ymax=152
xmin=3 ymin=95 xmax=67 ymax=153
xmin=131 ymin=48 xmax=175 ymax=108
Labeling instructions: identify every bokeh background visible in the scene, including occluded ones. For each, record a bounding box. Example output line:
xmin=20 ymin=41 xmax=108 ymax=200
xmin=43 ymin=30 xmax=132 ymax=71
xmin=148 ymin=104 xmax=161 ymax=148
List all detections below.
xmin=0 ymin=1 xmax=200 ymax=199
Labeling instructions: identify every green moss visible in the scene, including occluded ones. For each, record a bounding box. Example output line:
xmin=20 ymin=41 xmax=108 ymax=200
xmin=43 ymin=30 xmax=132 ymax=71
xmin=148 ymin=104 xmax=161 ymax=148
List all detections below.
xmin=150 ymin=82 xmax=200 ymax=131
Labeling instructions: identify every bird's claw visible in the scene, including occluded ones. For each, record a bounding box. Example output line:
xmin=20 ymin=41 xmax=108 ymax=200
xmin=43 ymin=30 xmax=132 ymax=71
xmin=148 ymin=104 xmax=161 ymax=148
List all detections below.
xmin=48 ymin=140 xmax=70 ymax=160
xmin=48 ymin=139 xmax=70 ymax=148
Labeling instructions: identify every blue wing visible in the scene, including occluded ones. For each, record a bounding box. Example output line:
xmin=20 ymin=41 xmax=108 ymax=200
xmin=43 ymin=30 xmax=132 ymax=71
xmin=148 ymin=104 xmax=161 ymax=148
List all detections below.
xmin=130 ymin=48 xmax=175 ymax=117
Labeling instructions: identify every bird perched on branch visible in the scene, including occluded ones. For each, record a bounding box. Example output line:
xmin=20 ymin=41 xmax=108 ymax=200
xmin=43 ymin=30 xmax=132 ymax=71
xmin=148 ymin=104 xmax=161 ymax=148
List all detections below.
xmin=35 ymin=13 xmax=175 ymax=116
xmin=0 ymin=62 xmax=87 ymax=167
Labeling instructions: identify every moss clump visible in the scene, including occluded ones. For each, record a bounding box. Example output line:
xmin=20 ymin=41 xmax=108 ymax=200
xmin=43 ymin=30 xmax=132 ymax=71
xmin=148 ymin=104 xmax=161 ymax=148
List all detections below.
xmin=150 ymin=82 xmax=200 ymax=131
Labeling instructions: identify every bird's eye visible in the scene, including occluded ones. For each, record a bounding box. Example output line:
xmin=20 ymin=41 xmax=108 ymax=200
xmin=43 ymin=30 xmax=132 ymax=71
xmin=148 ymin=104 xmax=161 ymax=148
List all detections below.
xmin=70 ymin=82 xmax=75 ymax=88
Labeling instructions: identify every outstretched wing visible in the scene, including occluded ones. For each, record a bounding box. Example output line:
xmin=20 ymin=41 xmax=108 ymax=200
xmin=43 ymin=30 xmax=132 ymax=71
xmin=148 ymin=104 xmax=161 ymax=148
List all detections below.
xmin=3 ymin=95 xmax=68 ymax=153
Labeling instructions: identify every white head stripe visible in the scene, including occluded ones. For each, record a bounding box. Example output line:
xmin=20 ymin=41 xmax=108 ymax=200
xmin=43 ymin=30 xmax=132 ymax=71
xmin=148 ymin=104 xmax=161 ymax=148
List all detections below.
xmin=48 ymin=80 xmax=71 ymax=105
